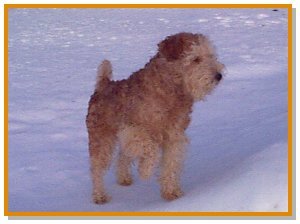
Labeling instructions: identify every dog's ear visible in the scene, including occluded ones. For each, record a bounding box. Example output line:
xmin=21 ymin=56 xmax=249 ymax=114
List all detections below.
xmin=158 ymin=33 xmax=199 ymax=61
xmin=158 ymin=35 xmax=184 ymax=60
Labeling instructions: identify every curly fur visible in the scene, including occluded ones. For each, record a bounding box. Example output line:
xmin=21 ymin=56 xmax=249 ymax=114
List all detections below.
xmin=86 ymin=32 xmax=224 ymax=204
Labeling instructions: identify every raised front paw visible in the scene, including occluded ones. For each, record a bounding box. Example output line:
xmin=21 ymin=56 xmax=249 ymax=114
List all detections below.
xmin=117 ymin=176 xmax=133 ymax=186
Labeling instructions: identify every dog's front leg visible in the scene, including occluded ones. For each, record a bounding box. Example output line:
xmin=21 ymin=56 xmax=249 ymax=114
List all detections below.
xmin=159 ymin=132 xmax=188 ymax=201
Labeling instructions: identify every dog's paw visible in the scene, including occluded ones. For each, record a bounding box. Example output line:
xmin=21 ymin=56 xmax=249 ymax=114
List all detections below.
xmin=92 ymin=192 xmax=111 ymax=204
xmin=118 ymin=177 xmax=133 ymax=186
xmin=161 ymin=188 xmax=184 ymax=201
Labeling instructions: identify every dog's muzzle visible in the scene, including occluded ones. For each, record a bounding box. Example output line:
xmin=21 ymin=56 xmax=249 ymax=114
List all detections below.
xmin=215 ymin=73 xmax=222 ymax=81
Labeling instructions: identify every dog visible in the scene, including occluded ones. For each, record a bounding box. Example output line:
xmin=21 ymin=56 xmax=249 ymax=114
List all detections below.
xmin=86 ymin=32 xmax=224 ymax=204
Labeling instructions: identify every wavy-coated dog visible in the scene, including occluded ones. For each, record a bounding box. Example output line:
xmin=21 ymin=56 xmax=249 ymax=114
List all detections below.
xmin=86 ymin=32 xmax=224 ymax=204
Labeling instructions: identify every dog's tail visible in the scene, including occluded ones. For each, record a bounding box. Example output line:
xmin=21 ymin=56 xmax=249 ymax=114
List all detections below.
xmin=95 ymin=59 xmax=112 ymax=91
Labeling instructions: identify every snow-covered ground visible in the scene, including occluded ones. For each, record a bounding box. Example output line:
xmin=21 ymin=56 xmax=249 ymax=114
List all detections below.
xmin=8 ymin=8 xmax=288 ymax=212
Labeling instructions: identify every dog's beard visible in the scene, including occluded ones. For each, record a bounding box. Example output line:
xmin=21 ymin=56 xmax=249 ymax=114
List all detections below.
xmin=184 ymin=73 xmax=219 ymax=101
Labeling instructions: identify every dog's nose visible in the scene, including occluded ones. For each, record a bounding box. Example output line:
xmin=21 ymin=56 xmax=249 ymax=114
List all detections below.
xmin=215 ymin=73 xmax=222 ymax=81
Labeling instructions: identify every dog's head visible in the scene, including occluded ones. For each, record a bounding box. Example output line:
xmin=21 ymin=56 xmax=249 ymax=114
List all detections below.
xmin=158 ymin=32 xmax=224 ymax=101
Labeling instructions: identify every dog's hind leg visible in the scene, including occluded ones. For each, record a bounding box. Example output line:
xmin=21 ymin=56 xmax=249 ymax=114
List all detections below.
xmin=88 ymin=129 xmax=116 ymax=204
xmin=138 ymin=140 xmax=160 ymax=180
xmin=118 ymin=126 xmax=160 ymax=180
xmin=116 ymin=151 xmax=133 ymax=186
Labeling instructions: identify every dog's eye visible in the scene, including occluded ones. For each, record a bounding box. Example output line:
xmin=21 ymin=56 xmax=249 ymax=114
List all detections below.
xmin=193 ymin=57 xmax=202 ymax=63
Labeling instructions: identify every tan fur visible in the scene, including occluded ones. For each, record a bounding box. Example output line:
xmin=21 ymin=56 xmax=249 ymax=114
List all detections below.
xmin=86 ymin=32 xmax=224 ymax=204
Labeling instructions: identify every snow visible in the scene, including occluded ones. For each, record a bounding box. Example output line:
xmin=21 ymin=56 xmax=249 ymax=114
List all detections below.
xmin=8 ymin=8 xmax=288 ymax=212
